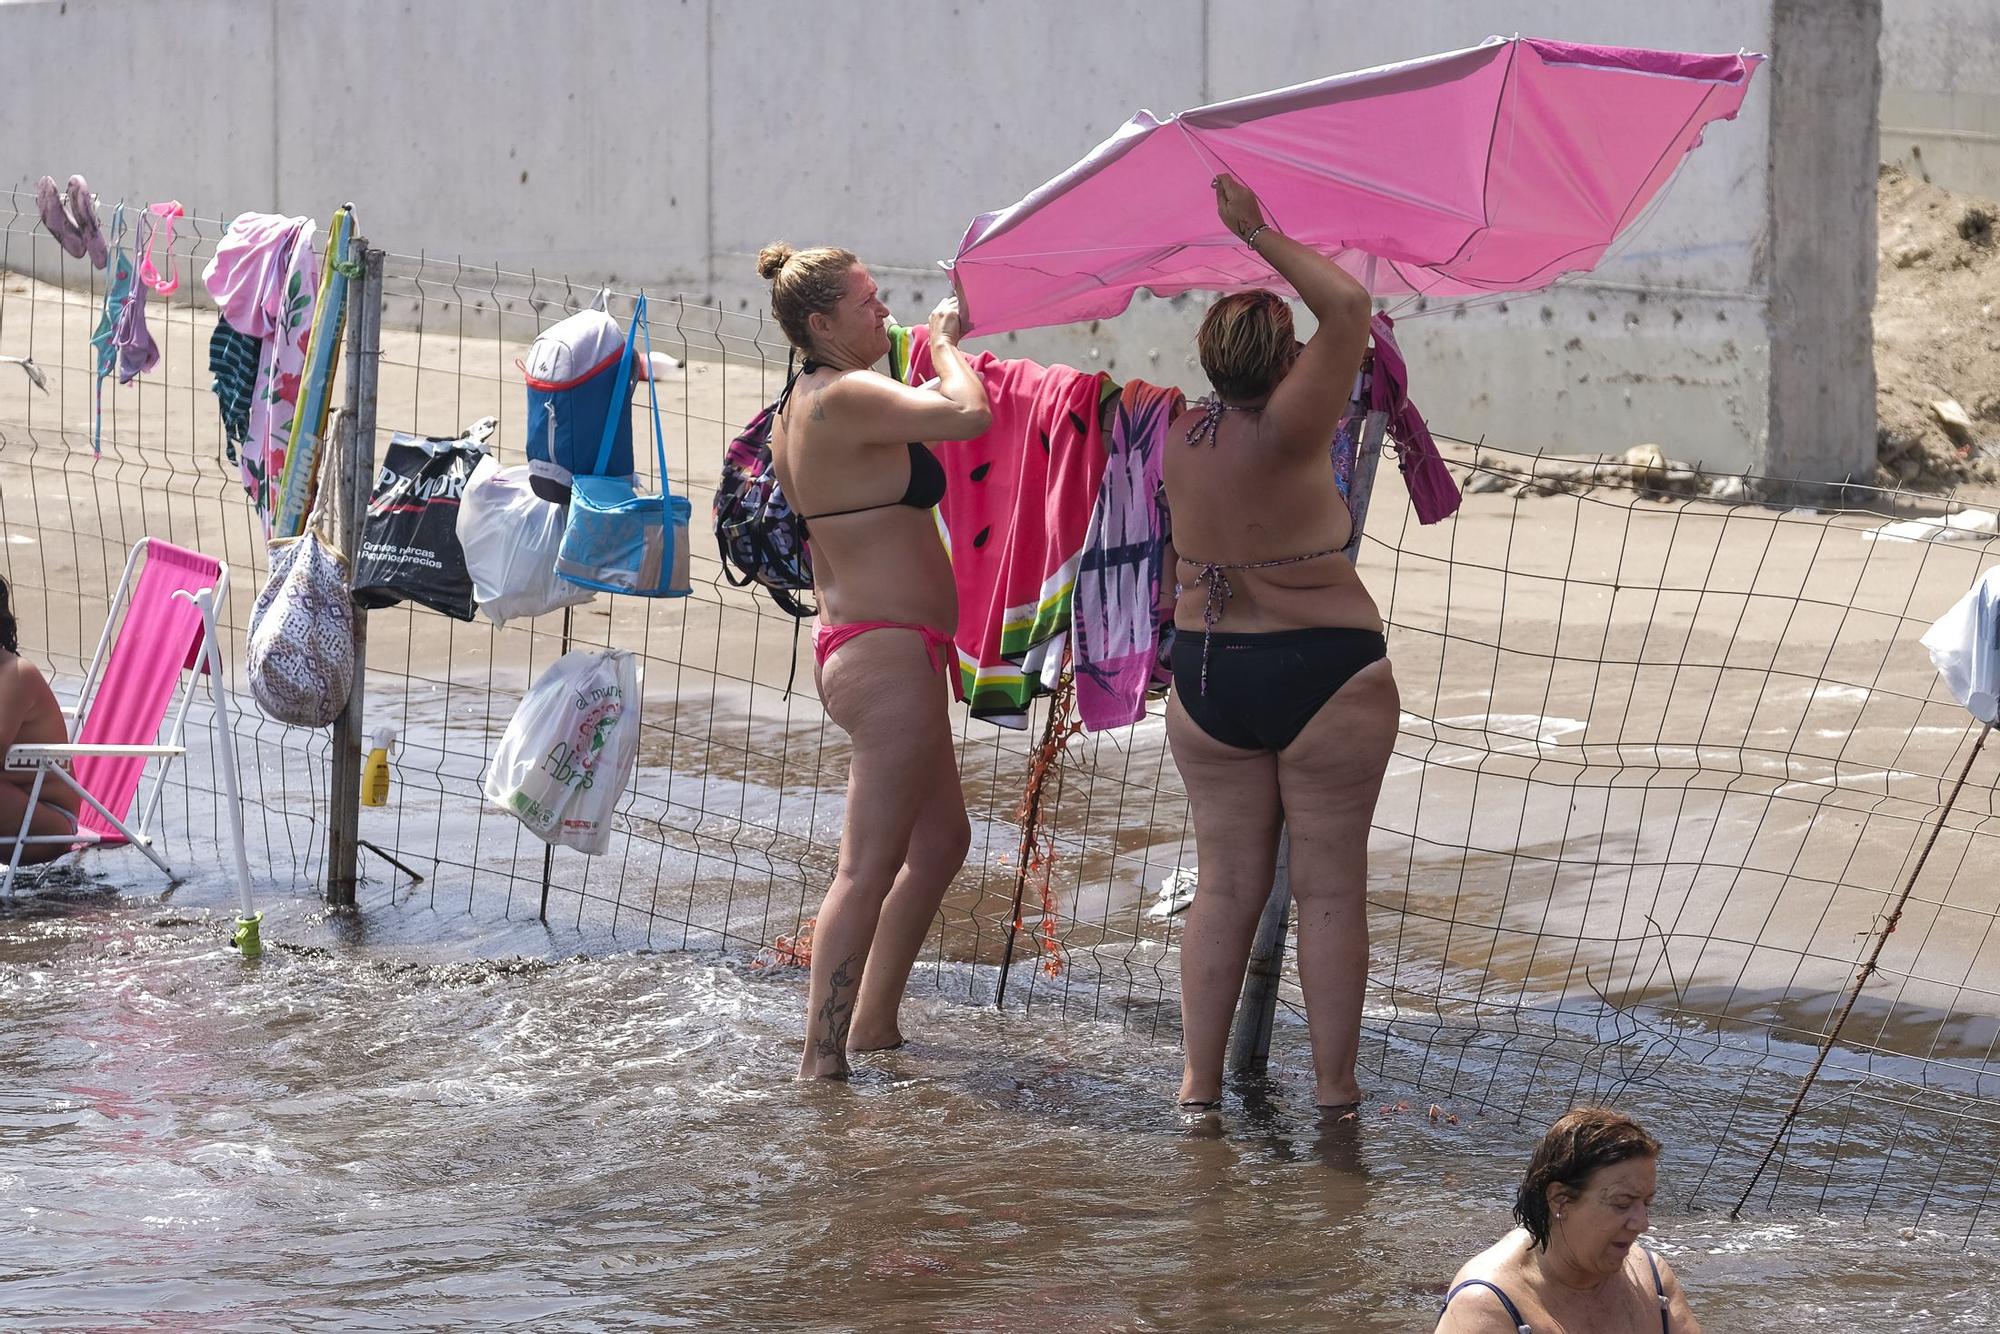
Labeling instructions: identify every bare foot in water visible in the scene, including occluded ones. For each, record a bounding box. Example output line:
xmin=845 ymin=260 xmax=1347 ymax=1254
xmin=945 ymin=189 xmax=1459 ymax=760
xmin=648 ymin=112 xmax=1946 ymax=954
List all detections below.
xmin=1176 ymin=1096 xmax=1225 ymax=1135
xmin=1316 ymin=1077 xmax=1364 ymax=1109
xmin=1177 ymin=1072 xmax=1220 ymax=1109
xmin=847 ymin=1024 xmax=905 ymax=1053
xmin=798 ymin=1047 xmax=852 ymax=1080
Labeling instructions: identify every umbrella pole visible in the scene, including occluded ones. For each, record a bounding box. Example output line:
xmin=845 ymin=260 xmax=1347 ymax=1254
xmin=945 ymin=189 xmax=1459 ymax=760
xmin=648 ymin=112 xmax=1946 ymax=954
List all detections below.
xmin=1731 ymin=721 xmax=1992 ymax=1218
xmin=1227 ymin=832 xmax=1291 ymax=1075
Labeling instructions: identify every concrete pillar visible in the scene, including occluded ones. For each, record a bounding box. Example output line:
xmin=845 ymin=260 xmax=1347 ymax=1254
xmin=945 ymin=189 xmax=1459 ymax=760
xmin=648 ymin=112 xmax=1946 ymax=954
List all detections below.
xmin=1764 ymin=0 xmax=1883 ymax=488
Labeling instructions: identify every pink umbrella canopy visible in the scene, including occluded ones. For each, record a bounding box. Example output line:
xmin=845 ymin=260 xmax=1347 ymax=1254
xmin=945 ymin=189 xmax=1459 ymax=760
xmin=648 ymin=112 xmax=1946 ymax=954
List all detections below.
xmin=949 ymin=36 xmax=1765 ymax=336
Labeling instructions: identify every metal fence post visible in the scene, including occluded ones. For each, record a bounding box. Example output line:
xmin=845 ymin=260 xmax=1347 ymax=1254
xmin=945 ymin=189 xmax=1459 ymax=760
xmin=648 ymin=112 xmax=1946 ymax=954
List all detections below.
xmin=538 ymin=602 xmax=577 ymax=923
xmin=1226 ymin=377 xmax=1387 ymax=1078
xmin=327 ymin=245 xmax=385 ymax=909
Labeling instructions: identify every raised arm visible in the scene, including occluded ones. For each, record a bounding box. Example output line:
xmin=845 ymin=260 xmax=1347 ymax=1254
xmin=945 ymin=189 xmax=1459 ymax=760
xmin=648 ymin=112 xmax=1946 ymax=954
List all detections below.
xmin=836 ymin=295 xmax=992 ymax=442
xmin=1214 ymin=174 xmax=1371 ymax=451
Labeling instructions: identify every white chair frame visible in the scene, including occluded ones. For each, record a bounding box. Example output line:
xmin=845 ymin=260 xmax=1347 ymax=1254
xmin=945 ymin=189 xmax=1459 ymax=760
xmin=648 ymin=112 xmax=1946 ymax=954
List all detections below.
xmin=3 ymin=539 xmax=255 ymax=903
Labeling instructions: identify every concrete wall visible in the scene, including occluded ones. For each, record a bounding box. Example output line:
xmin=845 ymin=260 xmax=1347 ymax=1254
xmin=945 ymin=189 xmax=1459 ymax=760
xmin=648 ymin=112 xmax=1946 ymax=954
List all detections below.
xmin=0 ymin=0 xmax=1877 ymax=479
xmin=1881 ymin=0 xmax=2000 ymax=198
xmin=1765 ymin=0 xmax=1880 ymax=489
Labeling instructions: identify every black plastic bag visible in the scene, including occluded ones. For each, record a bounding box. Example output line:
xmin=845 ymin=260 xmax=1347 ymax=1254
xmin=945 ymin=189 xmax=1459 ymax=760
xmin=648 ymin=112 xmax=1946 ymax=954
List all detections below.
xmin=353 ymin=429 xmax=488 ymax=620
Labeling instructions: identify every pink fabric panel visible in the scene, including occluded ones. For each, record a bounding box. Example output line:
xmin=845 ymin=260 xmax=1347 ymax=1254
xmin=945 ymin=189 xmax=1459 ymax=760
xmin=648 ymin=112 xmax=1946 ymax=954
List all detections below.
xmin=72 ymin=541 xmax=219 ymax=843
xmin=1367 ymin=315 xmax=1461 ymax=525
xmin=1523 ymin=39 xmax=1750 ymax=82
xmin=951 ymin=36 xmax=1763 ymax=336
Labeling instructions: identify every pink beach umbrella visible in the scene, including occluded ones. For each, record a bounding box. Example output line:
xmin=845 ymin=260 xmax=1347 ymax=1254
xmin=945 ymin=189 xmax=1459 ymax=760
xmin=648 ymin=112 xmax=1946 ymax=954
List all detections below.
xmin=948 ymin=36 xmax=1765 ymax=337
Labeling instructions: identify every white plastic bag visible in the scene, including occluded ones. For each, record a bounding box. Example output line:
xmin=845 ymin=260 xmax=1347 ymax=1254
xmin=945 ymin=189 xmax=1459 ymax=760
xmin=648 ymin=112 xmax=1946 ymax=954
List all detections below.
xmin=1922 ymin=567 xmax=2000 ymax=723
xmin=457 ymin=456 xmax=595 ymax=627
xmin=483 ymin=648 xmax=641 ymax=855
xmin=554 ymin=654 xmax=642 ymax=854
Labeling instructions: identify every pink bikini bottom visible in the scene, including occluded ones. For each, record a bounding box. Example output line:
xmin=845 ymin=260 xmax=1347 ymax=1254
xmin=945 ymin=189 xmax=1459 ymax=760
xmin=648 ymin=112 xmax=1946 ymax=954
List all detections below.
xmin=813 ymin=619 xmax=958 ymax=696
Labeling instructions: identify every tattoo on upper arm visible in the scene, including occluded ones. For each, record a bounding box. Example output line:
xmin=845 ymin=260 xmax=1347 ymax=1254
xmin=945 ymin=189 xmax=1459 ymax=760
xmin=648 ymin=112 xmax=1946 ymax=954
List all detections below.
xmin=813 ymin=952 xmax=862 ymax=1058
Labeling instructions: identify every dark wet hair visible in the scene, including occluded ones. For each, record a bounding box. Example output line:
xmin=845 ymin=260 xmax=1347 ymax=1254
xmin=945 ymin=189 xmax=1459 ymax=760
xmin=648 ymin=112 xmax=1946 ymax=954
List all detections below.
xmin=1513 ymin=1107 xmax=1660 ymax=1249
xmin=0 ymin=574 xmax=16 ymax=655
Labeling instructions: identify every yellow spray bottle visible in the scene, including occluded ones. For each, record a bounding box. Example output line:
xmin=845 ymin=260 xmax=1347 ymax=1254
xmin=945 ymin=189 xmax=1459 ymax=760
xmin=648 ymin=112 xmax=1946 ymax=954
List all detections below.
xmin=362 ymin=726 xmax=397 ymax=807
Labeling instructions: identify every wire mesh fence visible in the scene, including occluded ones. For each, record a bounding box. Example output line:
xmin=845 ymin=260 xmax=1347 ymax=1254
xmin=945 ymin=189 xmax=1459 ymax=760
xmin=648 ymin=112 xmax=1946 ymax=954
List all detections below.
xmin=1352 ymin=449 xmax=2000 ymax=1233
xmin=4 ymin=185 xmax=1999 ymax=1236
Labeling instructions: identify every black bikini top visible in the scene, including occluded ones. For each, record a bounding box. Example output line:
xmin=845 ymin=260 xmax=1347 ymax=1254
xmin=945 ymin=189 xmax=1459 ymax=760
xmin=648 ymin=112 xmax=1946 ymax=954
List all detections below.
xmin=779 ymin=354 xmax=949 ymax=526
xmin=801 ymin=443 xmax=945 ymax=523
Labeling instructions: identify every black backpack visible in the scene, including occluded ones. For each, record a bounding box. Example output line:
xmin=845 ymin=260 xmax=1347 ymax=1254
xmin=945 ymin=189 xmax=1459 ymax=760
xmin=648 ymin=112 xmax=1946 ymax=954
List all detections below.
xmin=713 ymin=400 xmax=816 ymax=619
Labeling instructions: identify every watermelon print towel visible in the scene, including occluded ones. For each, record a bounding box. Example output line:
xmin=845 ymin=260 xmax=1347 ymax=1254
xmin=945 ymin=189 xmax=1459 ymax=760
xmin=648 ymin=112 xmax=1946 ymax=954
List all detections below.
xmin=905 ymin=325 xmax=1110 ymax=729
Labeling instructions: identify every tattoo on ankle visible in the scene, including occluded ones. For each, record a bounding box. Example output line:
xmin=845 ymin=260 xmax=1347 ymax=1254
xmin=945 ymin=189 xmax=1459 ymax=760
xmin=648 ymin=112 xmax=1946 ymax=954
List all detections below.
xmin=813 ymin=953 xmax=862 ymax=1059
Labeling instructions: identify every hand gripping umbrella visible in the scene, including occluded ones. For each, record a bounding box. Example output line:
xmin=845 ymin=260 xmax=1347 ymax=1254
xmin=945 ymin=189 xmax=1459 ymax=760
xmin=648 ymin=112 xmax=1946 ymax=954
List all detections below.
xmin=948 ymin=36 xmax=1764 ymax=335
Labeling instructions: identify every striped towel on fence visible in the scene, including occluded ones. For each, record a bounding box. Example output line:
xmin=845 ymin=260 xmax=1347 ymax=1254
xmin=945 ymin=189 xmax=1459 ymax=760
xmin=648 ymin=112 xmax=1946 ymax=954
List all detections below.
xmin=207 ymin=317 xmax=260 ymax=463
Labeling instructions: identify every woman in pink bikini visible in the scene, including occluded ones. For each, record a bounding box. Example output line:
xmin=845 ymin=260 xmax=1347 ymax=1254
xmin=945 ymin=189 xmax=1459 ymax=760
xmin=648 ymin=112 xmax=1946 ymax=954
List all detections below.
xmin=1163 ymin=176 xmax=1396 ymax=1114
xmin=758 ymin=242 xmax=991 ymax=1078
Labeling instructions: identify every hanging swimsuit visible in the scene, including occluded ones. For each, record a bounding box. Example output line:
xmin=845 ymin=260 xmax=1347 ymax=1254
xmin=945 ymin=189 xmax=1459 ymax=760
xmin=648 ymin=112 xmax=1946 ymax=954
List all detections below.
xmin=1437 ymin=1247 xmax=1672 ymax=1334
xmin=1170 ymin=396 xmax=1385 ymax=751
xmin=137 ymin=201 xmax=183 ymax=295
xmin=775 ymin=357 xmax=954 ymax=678
xmin=88 ymin=204 xmax=136 ymax=452
xmin=115 ymin=212 xmax=161 ymax=385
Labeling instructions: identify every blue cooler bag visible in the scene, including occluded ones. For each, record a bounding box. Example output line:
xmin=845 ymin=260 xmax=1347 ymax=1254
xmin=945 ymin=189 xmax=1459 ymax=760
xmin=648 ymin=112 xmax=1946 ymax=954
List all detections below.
xmin=556 ymin=295 xmax=692 ymax=598
xmin=522 ymin=304 xmax=634 ymax=504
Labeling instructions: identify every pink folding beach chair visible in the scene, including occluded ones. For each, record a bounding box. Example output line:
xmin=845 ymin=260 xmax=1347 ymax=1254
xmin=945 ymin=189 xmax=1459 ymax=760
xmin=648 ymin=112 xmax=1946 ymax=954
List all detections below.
xmin=2 ymin=538 xmax=257 ymax=903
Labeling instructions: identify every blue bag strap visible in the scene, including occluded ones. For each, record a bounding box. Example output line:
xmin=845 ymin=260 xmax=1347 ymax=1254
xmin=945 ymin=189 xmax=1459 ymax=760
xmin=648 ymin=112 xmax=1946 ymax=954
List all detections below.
xmin=588 ymin=293 xmax=644 ymax=479
xmin=636 ymin=295 xmax=672 ymax=497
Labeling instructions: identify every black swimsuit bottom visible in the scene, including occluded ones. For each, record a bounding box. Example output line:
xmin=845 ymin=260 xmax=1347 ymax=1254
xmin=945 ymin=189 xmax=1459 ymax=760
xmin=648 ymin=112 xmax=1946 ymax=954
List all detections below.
xmin=1170 ymin=627 xmax=1387 ymax=752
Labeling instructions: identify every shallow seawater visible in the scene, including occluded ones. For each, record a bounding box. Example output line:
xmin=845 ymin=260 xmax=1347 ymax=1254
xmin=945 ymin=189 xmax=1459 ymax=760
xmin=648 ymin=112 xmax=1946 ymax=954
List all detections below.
xmin=2 ymin=874 xmax=1994 ymax=1332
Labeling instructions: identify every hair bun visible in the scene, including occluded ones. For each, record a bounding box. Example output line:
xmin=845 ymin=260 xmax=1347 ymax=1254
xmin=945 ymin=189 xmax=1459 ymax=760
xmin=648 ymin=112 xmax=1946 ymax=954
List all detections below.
xmin=756 ymin=243 xmax=796 ymax=281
